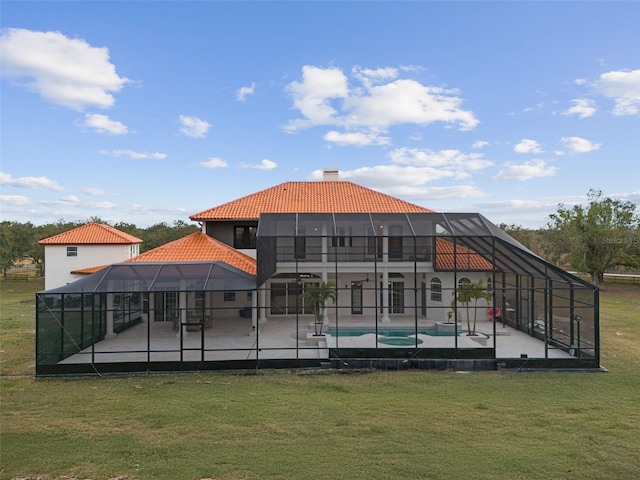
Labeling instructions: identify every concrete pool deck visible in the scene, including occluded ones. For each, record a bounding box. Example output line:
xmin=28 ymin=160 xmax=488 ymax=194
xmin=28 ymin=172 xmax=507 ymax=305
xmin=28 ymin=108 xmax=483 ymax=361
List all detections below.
xmin=57 ymin=315 xmax=573 ymax=366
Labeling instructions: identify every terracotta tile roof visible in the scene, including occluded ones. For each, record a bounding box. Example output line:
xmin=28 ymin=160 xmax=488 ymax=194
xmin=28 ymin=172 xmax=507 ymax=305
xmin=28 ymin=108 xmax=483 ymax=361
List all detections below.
xmin=125 ymin=232 xmax=256 ymax=276
xmin=39 ymin=223 xmax=143 ymax=245
xmin=71 ymin=265 xmax=109 ymax=275
xmin=435 ymin=238 xmax=493 ymax=271
xmin=190 ymin=181 xmax=434 ymax=220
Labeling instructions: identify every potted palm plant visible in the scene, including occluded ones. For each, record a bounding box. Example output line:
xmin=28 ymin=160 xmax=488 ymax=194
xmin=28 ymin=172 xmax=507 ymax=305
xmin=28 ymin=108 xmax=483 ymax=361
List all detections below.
xmin=453 ymin=279 xmax=491 ymax=342
xmin=303 ymin=281 xmax=338 ymax=336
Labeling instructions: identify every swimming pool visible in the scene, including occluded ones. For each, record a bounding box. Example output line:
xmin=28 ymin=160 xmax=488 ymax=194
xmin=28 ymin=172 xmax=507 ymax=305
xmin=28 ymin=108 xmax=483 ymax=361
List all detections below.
xmin=326 ymin=326 xmax=463 ymax=337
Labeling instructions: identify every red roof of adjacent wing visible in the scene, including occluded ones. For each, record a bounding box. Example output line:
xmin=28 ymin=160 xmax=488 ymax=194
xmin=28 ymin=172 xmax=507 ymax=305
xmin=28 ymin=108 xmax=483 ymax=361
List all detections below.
xmin=125 ymin=232 xmax=256 ymax=275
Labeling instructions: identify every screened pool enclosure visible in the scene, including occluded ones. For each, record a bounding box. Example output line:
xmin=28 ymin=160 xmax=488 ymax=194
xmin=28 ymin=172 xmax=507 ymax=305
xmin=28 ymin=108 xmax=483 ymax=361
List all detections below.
xmin=36 ymin=213 xmax=600 ymax=375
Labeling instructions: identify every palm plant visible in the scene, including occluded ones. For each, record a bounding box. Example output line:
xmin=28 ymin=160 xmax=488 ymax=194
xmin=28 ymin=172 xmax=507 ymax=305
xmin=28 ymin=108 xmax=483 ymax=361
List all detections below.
xmin=452 ymin=279 xmax=491 ymax=335
xmin=302 ymin=281 xmax=338 ymax=335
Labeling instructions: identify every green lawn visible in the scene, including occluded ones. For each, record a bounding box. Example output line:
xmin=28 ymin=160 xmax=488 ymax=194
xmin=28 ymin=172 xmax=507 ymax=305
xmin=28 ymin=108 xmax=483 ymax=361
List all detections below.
xmin=1 ymin=279 xmax=639 ymax=480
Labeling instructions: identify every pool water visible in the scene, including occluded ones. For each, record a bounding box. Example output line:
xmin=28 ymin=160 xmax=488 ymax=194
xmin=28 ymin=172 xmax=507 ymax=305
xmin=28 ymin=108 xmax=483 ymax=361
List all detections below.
xmin=378 ymin=336 xmax=424 ymax=346
xmin=327 ymin=326 xmax=461 ymax=337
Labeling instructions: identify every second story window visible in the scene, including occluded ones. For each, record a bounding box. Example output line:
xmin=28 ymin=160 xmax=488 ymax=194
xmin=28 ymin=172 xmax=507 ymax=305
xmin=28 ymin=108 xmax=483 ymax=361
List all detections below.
xmin=234 ymin=226 xmax=257 ymax=249
xmin=67 ymin=246 xmax=78 ymax=257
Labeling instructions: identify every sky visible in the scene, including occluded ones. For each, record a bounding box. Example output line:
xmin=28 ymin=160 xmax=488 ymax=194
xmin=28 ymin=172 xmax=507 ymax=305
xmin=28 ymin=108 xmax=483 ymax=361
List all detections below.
xmin=1 ymin=1 xmax=639 ymax=229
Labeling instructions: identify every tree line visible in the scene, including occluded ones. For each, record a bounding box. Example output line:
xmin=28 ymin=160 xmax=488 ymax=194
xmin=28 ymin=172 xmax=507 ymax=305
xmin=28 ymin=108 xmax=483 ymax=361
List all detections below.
xmin=0 ymin=218 xmax=199 ymax=276
xmin=1 ymin=190 xmax=638 ymax=286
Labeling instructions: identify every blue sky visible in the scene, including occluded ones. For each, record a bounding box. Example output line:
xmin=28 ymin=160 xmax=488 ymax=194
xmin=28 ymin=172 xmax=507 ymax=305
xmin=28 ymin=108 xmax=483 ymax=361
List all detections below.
xmin=1 ymin=1 xmax=639 ymax=229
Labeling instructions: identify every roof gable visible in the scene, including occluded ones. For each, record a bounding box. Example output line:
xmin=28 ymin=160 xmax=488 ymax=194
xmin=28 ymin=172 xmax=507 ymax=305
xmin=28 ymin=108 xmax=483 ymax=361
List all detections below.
xmin=125 ymin=232 xmax=256 ymax=275
xmin=190 ymin=181 xmax=433 ymax=220
xmin=39 ymin=223 xmax=143 ymax=245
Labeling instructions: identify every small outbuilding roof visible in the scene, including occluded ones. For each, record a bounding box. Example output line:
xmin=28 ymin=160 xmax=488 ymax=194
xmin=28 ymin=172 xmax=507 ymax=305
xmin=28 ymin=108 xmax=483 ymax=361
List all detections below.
xmin=39 ymin=223 xmax=143 ymax=245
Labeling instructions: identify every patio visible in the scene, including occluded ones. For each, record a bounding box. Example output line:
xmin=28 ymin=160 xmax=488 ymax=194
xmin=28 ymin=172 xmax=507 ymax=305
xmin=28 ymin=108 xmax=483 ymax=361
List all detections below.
xmin=57 ymin=314 xmax=573 ymax=366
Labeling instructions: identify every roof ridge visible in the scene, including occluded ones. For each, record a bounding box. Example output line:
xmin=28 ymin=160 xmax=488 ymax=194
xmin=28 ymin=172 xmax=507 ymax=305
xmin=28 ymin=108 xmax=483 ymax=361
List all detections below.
xmin=39 ymin=222 xmax=143 ymax=245
xmin=190 ymin=180 xmax=433 ymax=220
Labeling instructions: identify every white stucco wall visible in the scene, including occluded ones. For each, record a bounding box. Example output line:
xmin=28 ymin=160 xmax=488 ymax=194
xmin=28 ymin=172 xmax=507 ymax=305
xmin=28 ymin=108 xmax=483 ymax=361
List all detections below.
xmin=44 ymin=244 xmax=138 ymax=290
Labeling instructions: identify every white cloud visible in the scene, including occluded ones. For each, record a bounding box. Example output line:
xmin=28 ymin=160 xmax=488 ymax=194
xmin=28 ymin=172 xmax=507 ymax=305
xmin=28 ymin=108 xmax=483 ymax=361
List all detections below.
xmin=284 ymin=65 xmax=478 ymax=138
xmin=0 ymin=28 xmax=129 ymax=110
xmin=514 ymin=139 xmax=543 ymax=154
xmin=493 ymin=160 xmax=557 ymax=181
xmin=199 ymin=157 xmax=228 ymax=169
xmin=324 ymin=130 xmax=391 ymax=146
xmin=83 ymin=113 xmax=128 ymax=135
xmin=561 ymin=136 xmax=602 ymax=153
xmin=94 ymin=201 xmax=117 ymax=209
xmin=309 ymin=165 xmax=486 ymax=200
xmin=390 ymin=148 xmax=493 ymax=171
xmin=0 ymin=171 xmax=64 ymax=191
xmin=574 ymin=78 xmax=587 ymax=86
xmin=253 ymin=159 xmax=277 ymax=170
xmin=179 ymin=115 xmax=211 ymax=138
xmin=352 ymin=66 xmax=398 ymax=88
xmin=383 ymin=185 xmax=487 ymax=200
xmin=237 ymin=82 xmax=256 ymax=101
xmin=472 ymin=140 xmax=490 ymax=149
xmin=334 ymin=164 xmax=459 ymax=186
xmin=61 ymin=195 xmax=80 ymax=204
xmin=83 ymin=187 xmax=106 ymax=196
xmin=0 ymin=194 xmax=30 ymax=206
xmin=562 ymin=98 xmax=597 ymax=119
xmin=593 ymin=69 xmax=640 ymax=115
xmin=344 ymin=79 xmax=479 ymax=131
xmin=285 ymin=65 xmax=349 ymax=131
xmin=100 ymin=149 xmax=167 ymax=160
xmin=42 ymin=195 xmax=81 ymax=206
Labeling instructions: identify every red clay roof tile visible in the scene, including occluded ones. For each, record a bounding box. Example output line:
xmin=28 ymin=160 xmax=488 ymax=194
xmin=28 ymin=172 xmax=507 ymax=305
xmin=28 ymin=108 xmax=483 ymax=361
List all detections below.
xmin=435 ymin=238 xmax=493 ymax=271
xmin=39 ymin=223 xmax=143 ymax=245
xmin=190 ymin=181 xmax=434 ymax=220
xmin=71 ymin=265 xmax=109 ymax=275
xmin=125 ymin=232 xmax=256 ymax=275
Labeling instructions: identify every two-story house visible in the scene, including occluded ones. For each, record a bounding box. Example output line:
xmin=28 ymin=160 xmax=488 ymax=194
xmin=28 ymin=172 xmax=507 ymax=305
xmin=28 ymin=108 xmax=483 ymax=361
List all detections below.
xmin=35 ymin=170 xmax=600 ymax=375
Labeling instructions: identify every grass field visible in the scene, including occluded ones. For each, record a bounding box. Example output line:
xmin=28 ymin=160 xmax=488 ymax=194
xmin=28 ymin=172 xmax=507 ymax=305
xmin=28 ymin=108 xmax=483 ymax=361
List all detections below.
xmin=1 ymin=278 xmax=639 ymax=480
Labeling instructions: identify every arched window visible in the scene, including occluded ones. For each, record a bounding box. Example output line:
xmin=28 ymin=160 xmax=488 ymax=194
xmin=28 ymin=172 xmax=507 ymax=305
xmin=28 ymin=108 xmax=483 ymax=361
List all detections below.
xmin=458 ymin=277 xmax=471 ymax=288
xmin=430 ymin=277 xmax=442 ymax=302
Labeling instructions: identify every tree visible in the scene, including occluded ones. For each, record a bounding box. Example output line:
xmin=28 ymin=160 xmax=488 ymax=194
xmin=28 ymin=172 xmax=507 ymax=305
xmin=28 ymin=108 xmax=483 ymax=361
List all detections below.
xmin=302 ymin=281 xmax=338 ymax=335
xmin=451 ymin=279 xmax=491 ymax=336
xmin=140 ymin=221 xmax=200 ymax=252
xmin=548 ymin=189 xmax=639 ymax=286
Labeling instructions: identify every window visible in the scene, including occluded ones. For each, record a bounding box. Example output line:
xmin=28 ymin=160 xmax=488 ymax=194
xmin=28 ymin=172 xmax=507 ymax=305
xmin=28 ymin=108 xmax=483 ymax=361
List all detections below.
xmin=331 ymin=227 xmax=352 ymax=247
xmin=223 ymin=292 xmax=236 ymax=302
xmin=234 ymin=226 xmax=257 ymax=249
xmin=430 ymin=277 xmax=442 ymax=302
xmin=66 ymin=246 xmax=78 ymax=257
xmin=458 ymin=277 xmax=471 ymax=288
xmin=294 ymin=227 xmax=306 ymax=259
xmin=389 ymin=225 xmax=403 ymax=259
